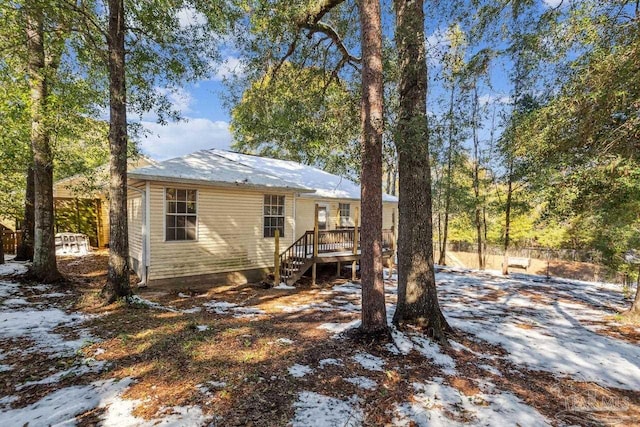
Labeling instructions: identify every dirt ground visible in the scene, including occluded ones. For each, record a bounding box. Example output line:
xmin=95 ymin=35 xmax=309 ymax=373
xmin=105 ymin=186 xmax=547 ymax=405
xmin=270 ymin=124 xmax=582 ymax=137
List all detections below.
xmin=437 ymin=250 xmax=611 ymax=283
xmin=2 ymin=251 xmax=639 ymax=426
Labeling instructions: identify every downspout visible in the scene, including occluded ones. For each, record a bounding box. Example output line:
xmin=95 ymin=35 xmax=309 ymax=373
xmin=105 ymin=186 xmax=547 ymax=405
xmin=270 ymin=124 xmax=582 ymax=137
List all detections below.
xmin=292 ymin=193 xmax=297 ymax=243
xmin=127 ymin=185 xmax=147 ymax=286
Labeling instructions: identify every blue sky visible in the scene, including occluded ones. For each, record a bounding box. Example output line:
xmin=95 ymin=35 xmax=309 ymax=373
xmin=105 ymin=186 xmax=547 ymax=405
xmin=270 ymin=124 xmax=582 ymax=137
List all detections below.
xmin=137 ymin=0 xmax=563 ymax=161
xmin=137 ymin=68 xmax=237 ymax=160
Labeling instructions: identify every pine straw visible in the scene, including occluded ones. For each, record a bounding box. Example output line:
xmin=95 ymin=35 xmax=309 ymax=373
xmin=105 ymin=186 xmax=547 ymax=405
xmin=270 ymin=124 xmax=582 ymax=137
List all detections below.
xmin=2 ymin=253 xmax=639 ymax=426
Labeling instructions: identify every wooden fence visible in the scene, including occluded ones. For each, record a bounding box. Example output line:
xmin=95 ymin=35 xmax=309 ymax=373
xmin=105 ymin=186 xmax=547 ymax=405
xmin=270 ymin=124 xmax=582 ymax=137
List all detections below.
xmin=2 ymin=230 xmax=22 ymax=255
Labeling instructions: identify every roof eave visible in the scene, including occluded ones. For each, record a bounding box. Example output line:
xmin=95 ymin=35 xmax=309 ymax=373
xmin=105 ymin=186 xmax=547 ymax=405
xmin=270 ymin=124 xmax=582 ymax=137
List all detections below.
xmin=128 ymin=173 xmax=315 ymax=193
xmin=296 ymin=192 xmax=398 ymax=203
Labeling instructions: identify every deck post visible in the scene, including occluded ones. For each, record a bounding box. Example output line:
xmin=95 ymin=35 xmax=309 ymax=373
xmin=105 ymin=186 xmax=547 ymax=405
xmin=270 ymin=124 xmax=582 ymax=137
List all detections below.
xmin=274 ymin=229 xmax=280 ymax=286
xmin=352 ymin=208 xmax=359 ymax=282
xmin=389 ymin=212 xmax=396 ymax=279
xmin=312 ymin=204 xmax=319 ymax=286
xmin=336 ymin=261 xmax=341 ymax=276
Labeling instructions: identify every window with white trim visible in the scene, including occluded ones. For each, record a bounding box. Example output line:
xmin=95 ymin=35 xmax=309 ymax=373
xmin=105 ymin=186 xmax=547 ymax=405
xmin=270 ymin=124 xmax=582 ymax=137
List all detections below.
xmin=165 ymin=188 xmax=197 ymax=241
xmin=339 ymin=203 xmax=351 ymax=228
xmin=263 ymin=195 xmax=285 ymax=237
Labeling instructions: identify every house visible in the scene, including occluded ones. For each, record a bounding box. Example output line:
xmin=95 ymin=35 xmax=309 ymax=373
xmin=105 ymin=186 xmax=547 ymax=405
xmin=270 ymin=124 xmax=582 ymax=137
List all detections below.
xmin=52 ymin=157 xmax=156 ymax=248
xmin=127 ymin=149 xmax=398 ymax=286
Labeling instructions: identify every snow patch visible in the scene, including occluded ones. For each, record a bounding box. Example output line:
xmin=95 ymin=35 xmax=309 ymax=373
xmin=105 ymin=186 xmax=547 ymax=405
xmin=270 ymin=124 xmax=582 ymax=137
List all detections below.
xmin=392 ymin=379 xmax=550 ymax=426
xmin=203 ymin=300 xmax=265 ymax=318
xmin=102 ymin=396 xmax=211 ymax=426
xmin=344 ymin=376 xmax=377 ymax=390
xmin=1 ymin=377 xmax=134 ymax=426
xmin=0 ymin=262 xmax=28 ymax=276
xmin=288 ymin=364 xmax=313 ymax=378
xmin=332 ymin=283 xmax=361 ymax=294
xmin=317 ymin=319 xmax=361 ymax=338
xmin=0 ymin=306 xmax=94 ymax=356
xmin=412 ymin=337 xmax=457 ymax=375
xmin=128 ymin=295 xmax=178 ymax=312
xmin=292 ymin=391 xmax=362 ymax=427
xmin=319 ymin=358 xmax=343 ymax=368
xmin=352 ymin=352 xmax=385 ymax=372
xmin=390 ymin=327 xmax=414 ymax=355
xmin=16 ymin=359 xmax=106 ymax=390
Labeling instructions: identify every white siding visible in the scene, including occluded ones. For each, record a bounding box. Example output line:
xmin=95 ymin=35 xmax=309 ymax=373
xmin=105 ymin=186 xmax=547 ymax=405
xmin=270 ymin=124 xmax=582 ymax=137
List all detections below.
xmin=294 ymin=197 xmax=397 ymax=239
xmin=147 ymin=182 xmax=295 ymax=281
xmin=127 ymin=192 xmax=144 ymax=276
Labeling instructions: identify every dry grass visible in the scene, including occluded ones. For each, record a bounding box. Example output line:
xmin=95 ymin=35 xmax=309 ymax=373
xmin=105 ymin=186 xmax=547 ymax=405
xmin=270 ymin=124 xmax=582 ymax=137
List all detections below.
xmin=440 ymin=250 xmax=610 ymax=283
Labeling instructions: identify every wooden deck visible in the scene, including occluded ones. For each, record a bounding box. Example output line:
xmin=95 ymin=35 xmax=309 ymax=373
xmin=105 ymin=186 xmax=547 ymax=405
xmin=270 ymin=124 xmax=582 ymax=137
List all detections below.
xmin=277 ymin=228 xmax=395 ymax=285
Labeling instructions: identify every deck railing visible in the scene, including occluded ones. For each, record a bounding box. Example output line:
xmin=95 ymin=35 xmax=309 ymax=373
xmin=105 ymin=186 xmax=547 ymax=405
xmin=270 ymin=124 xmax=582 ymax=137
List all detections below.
xmin=278 ymin=228 xmax=394 ymax=282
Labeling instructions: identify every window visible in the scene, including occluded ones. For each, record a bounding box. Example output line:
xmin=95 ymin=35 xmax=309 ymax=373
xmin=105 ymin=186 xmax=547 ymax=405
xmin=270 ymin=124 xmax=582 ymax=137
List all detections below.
xmin=339 ymin=203 xmax=351 ymax=228
xmin=264 ymin=195 xmax=285 ymax=237
xmin=317 ymin=206 xmax=327 ymax=230
xmin=165 ymin=188 xmax=197 ymax=241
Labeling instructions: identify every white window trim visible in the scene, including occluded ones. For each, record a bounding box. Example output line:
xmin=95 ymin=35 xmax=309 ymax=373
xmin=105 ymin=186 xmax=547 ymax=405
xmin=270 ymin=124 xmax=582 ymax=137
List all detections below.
xmin=339 ymin=202 xmax=350 ymax=223
xmin=316 ymin=203 xmax=329 ymax=231
xmin=163 ymin=187 xmax=199 ymax=242
xmin=262 ymin=194 xmax=286 ymax=238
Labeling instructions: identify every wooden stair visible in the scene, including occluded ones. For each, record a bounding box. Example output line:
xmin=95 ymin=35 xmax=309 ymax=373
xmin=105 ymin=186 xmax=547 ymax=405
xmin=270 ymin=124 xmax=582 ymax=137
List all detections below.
xmin=278 ymin=228 xmax=395 ymax=286
xmin=279 ymin=231 xmax=314 ymax=285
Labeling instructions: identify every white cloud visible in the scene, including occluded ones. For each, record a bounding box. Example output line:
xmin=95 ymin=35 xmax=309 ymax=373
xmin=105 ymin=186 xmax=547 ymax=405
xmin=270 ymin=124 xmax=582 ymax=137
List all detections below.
xmin=139 ymin=118 xmax=233 ymax=160
xmin=542 ymin=0 xmax=576 ymax=8
xmin=156 ymin=87 xmax=193 ymax=115
xmin=212 ymin=56 xmax=246 ymax=81
xmin=542 ymin=0 xmax=563 ymax=7
xmin=478 ymin=93 xmax=512 ymax=106
xmin=176 ymin=7 xmax=207 ymax=28
xmin=425 ymin=27 xmax=450 ymax=66
xmin=426 ymin=27 xmax=449 ymax=51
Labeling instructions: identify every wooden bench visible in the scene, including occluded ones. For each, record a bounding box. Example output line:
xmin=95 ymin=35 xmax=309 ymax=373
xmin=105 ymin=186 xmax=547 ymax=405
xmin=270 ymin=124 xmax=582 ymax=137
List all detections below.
xmin=506 ymin=257 xmax=531 ymax=271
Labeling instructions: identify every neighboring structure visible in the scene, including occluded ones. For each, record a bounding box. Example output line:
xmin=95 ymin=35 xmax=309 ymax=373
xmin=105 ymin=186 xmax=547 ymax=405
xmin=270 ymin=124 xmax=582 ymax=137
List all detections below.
xmin=1 ymin=219 xmax=19 ymax=255
xmin=53 ymin=157 xmax=156 ymax=248
xmin=127 ymin=149 xmax=398 ymax=286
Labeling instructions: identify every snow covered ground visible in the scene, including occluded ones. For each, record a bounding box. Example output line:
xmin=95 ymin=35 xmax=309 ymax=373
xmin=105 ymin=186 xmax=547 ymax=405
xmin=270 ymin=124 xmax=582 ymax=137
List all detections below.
xmin=1 ymin=255 xmax=638 ymax=426
xmin=0 ymin=258 xmax=210 ymax=426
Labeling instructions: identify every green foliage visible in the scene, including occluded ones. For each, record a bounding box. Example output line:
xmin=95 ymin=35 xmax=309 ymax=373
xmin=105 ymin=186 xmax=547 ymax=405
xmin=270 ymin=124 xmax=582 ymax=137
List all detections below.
xmin=0 ymin=1 xmax=110 ymax=221
xmin=227 ymin=1 xmax=387 ymax=180
xmin=231 ymin=63 xmax=360 ymax=176
xmin=500 ymin=1 xmax=640 ymax=270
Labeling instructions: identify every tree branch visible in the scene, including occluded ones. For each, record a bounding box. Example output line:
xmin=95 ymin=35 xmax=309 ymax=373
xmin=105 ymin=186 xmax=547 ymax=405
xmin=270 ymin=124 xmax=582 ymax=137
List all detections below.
xmin=303 ymin=21 xmax=361 ymax=64
xmin=302 ymin=0 xmax=348 ymax=26
xmin=271 ymin=33 xmax=299 ymax=77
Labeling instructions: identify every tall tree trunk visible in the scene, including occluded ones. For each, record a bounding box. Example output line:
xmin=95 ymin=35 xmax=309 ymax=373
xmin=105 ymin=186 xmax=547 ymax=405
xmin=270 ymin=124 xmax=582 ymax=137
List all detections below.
xmin=15 ymin=166 xmax=35 ymax=261
xmin=26 ymin=5 xmax=61 ymax=283
xmin=630 ymin=265 xmax=640 ymax=313
xmin=358 ymin=0 xmax=386 ymax=334
xmin=502 ymin=159 xmax=514 ymax=275
xmin=438 ymin=86 xmax=456 ymax=266
xmin=101 ymin=0 xmax=132 ymax=303
xmin=392 ymin=0 xmax=450 ymax=340
xmin=472 ymin=86 xmax=484 ymax=270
